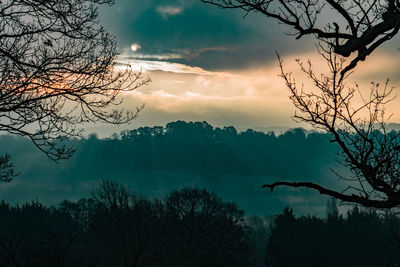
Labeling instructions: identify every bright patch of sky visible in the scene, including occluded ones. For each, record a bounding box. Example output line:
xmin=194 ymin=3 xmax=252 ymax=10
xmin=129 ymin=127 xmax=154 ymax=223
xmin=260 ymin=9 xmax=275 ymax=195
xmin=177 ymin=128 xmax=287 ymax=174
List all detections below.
xmin=156 ymin=6 xmax=183 ymax=19
xmin=130 ymin=43 xmax=141 ymax=52
xmin=116 ymin=54 xmax=232 ymax=76
xmin=94 ymin=0 xmax=400 ymax=136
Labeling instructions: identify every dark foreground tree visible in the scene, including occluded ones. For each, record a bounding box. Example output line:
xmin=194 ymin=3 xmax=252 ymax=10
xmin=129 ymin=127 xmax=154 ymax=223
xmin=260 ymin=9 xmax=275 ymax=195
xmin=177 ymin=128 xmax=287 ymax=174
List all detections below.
xmin=202 ymin=0 xmax=400 ymax=209
xmin=163 ymin=187 xmax=254 ymax=267
xmin=83 ymin=182 xmax=255 ymax=267
xmin=262 ymin=50 xmax=400 ymax=209
xmin=0 ymin=0 xmax=149 ymax=181
xmin=266 ymin=206 xmax=400 ymax=266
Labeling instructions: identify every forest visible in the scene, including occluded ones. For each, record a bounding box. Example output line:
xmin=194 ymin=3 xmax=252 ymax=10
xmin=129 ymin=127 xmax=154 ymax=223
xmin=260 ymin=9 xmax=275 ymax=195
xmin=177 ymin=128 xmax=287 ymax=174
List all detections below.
xmin=0 ymin=180 xmax=399 ymax=267
xmin=0 ymin=121 xmax=350 ymax=215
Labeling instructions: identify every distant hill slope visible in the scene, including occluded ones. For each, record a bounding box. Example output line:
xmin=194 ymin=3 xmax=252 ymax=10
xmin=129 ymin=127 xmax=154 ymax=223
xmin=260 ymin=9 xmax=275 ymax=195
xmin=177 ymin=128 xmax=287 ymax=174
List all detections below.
xmin=0 ymin=121 xmax=352 ymax=215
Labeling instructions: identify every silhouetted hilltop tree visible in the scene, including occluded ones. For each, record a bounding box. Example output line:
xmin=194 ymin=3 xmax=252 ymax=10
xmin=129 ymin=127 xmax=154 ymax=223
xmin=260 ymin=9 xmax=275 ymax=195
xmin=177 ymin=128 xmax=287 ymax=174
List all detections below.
xmin=165 ymin=121 xmax=214 ymax=138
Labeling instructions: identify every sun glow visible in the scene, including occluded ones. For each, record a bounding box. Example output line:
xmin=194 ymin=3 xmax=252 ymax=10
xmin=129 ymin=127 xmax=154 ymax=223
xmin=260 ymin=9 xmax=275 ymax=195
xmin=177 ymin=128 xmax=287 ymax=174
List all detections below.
xmin=130 ymin=43 xmax=141 ymax=52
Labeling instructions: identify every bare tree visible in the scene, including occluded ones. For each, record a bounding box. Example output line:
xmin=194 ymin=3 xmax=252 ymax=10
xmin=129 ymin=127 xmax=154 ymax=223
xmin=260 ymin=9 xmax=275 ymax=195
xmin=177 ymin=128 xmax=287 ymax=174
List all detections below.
xmin=262 ymin=49 xmax=400 ymax=209
xmin=202 ymin=0 xmax=400 ymax=209
xmin=202 ymin=0 xmax=400 ymax=79
xmin=0 ymin=0 xmax=150 ymax=181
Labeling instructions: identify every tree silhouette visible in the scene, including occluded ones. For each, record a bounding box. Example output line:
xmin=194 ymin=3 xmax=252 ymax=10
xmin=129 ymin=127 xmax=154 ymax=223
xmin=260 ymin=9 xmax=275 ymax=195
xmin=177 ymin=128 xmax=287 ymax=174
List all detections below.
xmin=162 ymin=187 xmax=254 ymax=267
xmin=0 ymin=201 xmax=82 ymax=267
xmin=203 ymin=0 xmax=400 ymax=209
xmin=201 ymin=0 xmax=400 ymax=79
xmin=0 ymin=0 xmax=149 ymax=181
xmin=262 ymin=49 xmax=400 ymax=208
xmin=266 ymin=206 xmax=400 ymax=266
xmin=90 ymin=181 xmax=163 ymax=267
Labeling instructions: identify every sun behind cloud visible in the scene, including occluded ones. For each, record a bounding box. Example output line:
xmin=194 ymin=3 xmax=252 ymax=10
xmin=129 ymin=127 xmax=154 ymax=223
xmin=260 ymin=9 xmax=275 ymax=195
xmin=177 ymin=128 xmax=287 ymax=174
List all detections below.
xmin=130 ymin=43 xmax=141 ymax=52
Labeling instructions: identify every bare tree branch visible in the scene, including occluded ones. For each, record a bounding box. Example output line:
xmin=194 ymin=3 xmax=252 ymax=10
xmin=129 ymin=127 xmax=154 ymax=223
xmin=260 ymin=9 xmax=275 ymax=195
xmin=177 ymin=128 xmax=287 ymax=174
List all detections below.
xmin=0 ymin=0 xmax=150 ymax=181
xmin=262 ymin=50 xmax=400 ymax=208
xmin=201 ymin=0 xmax=400 ymax=78
xmin=263 ymin=181 xmax=400 ymax=208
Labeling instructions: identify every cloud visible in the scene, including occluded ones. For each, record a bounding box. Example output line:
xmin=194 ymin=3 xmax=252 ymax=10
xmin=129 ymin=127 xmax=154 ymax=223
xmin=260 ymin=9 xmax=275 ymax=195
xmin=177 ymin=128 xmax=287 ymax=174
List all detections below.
xmin=181 ymin=46 xmax=236 ymax=60
xmin=116 ymin=54 xmax=233 ymax=76
xmin=98 ymin=0 xmax=400 ymax=72
xmin=98 ymin=0 xmax=314 ymax=71
xmin=156 ymin=6 xmax=183 ymax=19
xmin=119 ymin=53 xmax=183 ymax=61
xmin=111 ymin=58 xmax=299 ymax=133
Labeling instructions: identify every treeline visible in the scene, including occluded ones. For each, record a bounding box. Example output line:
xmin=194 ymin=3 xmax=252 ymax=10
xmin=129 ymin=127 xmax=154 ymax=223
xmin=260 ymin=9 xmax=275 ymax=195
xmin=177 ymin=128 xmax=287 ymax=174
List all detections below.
xmin=0 ymin=181 xmax=261 ymax=267
xmin=4 ymin=120 xmax=399 ymax=179
xmin=1 ymin=182 xmax=400 ymax=266
xmin=70 ymin=120 xmax=337 ymax=179
xmin=267 ymin=204 xmax=400 ymax=266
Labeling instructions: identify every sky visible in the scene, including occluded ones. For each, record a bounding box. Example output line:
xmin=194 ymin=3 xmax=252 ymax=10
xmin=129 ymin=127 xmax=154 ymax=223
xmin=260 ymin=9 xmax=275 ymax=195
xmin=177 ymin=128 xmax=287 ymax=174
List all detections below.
xmin=88 ymin=0 xmax=400 ymax=137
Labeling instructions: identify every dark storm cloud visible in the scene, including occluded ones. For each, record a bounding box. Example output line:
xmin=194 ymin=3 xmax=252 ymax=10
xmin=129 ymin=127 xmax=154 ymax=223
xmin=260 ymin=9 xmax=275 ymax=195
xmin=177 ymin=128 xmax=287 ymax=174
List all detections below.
xmin=98 ymin=0 xmax=314 ymax=70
